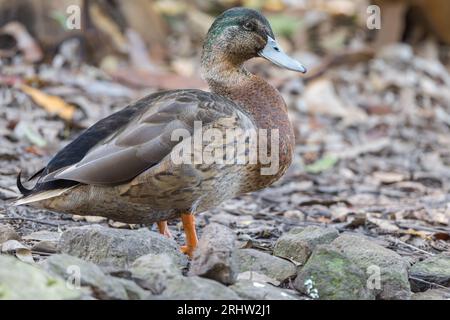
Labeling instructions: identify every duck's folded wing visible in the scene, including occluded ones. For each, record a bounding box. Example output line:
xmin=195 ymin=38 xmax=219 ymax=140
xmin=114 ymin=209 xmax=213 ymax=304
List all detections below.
xmin=38 ymin=90 xmax=250 ymax=186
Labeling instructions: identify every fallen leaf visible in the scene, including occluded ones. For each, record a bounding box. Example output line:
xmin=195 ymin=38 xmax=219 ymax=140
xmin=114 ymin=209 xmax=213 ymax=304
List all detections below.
xmin=84 ymin=216 xmax=107 ymax=223
xmin=373 ymin=171 xmax=405 ymax=184
xmin=14 ymin=121 xmax=47 ymax=147
xmin=401 ymin=229 xmax=431 ymax=239
xmin=302 ymin=78 xmax=367 ymax=122
xmin=368 ymin=217 xmax=400 ymax=232
xmin=433 ymin=232 xmax=450 ymax=241
xmin=1 ymin=240 xmax=34 ymax=263
xmin=305 ymin=154 xmax=338 ymax=174
xmin=21 ymin=84 xmax=76 ymax=121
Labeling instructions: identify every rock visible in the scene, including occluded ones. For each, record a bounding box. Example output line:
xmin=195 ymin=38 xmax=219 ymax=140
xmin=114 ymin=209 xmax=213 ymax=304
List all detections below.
xmin=410 ymin=253 xmax=450 ymax=291
xmin=0 ymin=255 xmax=80 ymax=299
xmin=411 ymin=289 xmax=450 ymax=300
xmin=23 ymin=230 xmax=61 ymax=242
xmin=131 ymin=252 xmax=240 ymax=299
xmin=116 ymin=278 xmax=149 ymax=300
xmin=24 ymin=230 xmax=62 ymax=254
xmin=331 ymin=234 xmax=411 ymax=300
xmin=32 ymin=241 xmax=58 ymax=254
xmin=59 ymin=225 xmax=187 ymax=268
xmin=42 ymin=254 xmax=128 ymax=300
xmin=236 ymin=271 xmax=280 ymax=286
xmin=294 ymin=245 xmax=375 ymax=300
xmin=230 ymin=280 xmax=301 ymax=300
xmin=233 ymin=249 xmax=296 ymax=283
xmin=273 ymin=226 xmax=339 ymax=265
xmin=155 ymin=276 xmax=241 ymax=300
xmin=130 ymin=253 xmax=181 ymax=294
xmin=0 ymin=224 xmax=20 ymax=244
xmin=189 ymin=223 xmax=237 ymax=285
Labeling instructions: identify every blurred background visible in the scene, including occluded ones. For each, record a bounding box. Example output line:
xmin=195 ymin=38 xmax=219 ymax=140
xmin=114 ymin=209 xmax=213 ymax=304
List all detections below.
xmin=1 ymin=0 xmax=450 ymax=259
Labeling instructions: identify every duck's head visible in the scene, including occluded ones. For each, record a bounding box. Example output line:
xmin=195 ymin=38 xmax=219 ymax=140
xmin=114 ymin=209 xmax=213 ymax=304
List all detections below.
xmin=202 ymin=7 xmax=306 ymax=76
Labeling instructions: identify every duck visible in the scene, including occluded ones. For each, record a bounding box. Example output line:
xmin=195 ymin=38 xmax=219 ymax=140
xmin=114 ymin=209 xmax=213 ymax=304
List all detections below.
xmin=14 ymin=7 xmax=306 ymax=257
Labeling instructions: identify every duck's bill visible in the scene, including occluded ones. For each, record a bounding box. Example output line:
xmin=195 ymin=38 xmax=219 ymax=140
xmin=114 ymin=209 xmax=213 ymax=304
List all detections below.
xmin=258 ymin=36 xmax=307 ymax=73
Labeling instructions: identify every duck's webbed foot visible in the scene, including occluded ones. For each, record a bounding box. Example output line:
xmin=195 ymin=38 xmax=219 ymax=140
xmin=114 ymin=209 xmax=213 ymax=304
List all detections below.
xmin=180 ymin=213 xmax=198 ymax=258
xmin=157 ymin=220 xmax=172 ymax=238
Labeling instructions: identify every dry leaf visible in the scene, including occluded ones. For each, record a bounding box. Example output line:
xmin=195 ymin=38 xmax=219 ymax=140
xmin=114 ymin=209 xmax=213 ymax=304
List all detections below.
xmin=433 ymin=232 xmax=450 ymax=241
xmin=21 ymin=84 xmax=76 ymax=121
xmin=401 ymin=229 xmax=431 ymax=239
xmin=373 ymin=171 xmax=405 ymax=184
xmin=85 ymin=216 xmax=107 ymax=223
xmin=368 ymin=217 xmax=400 ymax=233
xmin=1 ymin=240 xmax=34 ymax=263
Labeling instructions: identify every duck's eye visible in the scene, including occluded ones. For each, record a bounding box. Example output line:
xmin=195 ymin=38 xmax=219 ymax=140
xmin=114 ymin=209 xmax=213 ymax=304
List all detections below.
xmin=243 ymin=21 xmax=255 ymax=31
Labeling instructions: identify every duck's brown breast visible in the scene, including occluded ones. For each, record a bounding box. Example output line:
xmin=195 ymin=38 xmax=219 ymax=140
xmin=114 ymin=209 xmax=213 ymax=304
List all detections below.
xmin=210 ymin=74 xmax=294 ymax=193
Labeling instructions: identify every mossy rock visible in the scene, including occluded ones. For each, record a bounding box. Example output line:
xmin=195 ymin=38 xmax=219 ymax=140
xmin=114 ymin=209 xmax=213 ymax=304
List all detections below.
xmin=331 ymin=234 xmax=411 ymax=300
xmin=410 ymin=253 xmax=450 ymax=291
xmin=273 ymin=226 xmax=339 ymax=265
xmin=294 ymin=245 xmax=375 ymax=300
xmin=233 ymin=249 xmax=296 ymax=282
xmin=0 ymin=255 xmax=80 ymax=300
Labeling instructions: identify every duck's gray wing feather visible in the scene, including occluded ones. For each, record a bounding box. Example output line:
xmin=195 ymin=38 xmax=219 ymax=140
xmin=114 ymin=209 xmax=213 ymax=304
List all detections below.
xmin=39 ymin=89 xmax=251 ymax=185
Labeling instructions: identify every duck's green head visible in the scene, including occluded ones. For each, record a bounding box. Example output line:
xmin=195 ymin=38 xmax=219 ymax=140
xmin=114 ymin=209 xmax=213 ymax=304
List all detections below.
xmin=202 ymin=7 xmax=306 ymax=73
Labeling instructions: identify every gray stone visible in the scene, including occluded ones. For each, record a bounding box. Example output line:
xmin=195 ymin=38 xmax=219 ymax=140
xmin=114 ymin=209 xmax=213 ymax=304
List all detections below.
xmin=233 ymin=249 xmax=296 ymax=282
xmin=190 ymin=223 xmax=237 ymax=285
xmin=23 ymin=230 xmax=61 ymax=242
xmin=0 ymin=224 xmax=20 ymax=244
xmin=130 ymin=253 xmax=181 ymax=294
xmin=331 ymin=234 xmax=411 ymax=300
xmin=59 ymin=225 xmax=187 ymax=268
xmin=410 ymin=253 xmax=450 ymax=291
xmin=273 ymin=226 xmax=339 ymax=265
xmin=25 ymin=231 xmax=61 ymax=254
xmin=411 ymin=289 xmax=450 ymax=300
xmin=294 ymin=245 xmax=375 ymax=300
xmin=0 ymin=255 xmax=80 ymax=299
xmin=154 ymin=276 xmax=241 ymax=300
xmin=32 ymin=241 xmax=59 ymax=254
xmin=42 ymin=254 xmax=128 ymax=300
xmin=230 ymin=280 xmax=301 ymax=300
xmin=116 ymin=278 xmax=149 ymax=300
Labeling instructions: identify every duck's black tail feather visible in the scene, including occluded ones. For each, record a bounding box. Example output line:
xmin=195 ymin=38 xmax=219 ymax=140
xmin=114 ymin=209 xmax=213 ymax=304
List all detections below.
xmin=27 ymin=167 xmax=44 ymax=182
xmin=17 ymin=171 xmax=33 ymax=196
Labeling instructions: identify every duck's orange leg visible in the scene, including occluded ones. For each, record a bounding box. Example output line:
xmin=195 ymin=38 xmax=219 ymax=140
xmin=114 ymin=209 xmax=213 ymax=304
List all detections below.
xmin=157 ymin=221 xmax=172 ymax=238
xmin=180 ymin=213 xmax=198 ymax=258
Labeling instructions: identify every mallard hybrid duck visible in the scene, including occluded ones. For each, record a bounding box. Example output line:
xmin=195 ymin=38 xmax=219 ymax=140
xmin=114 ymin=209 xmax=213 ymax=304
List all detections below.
xmin=15 ymin=7 xmax=306 ymax=257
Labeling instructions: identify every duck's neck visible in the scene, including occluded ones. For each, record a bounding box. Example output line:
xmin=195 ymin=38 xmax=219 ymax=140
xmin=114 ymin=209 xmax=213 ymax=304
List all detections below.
xmin=201 ymin=53 xmax=291 ymax=132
